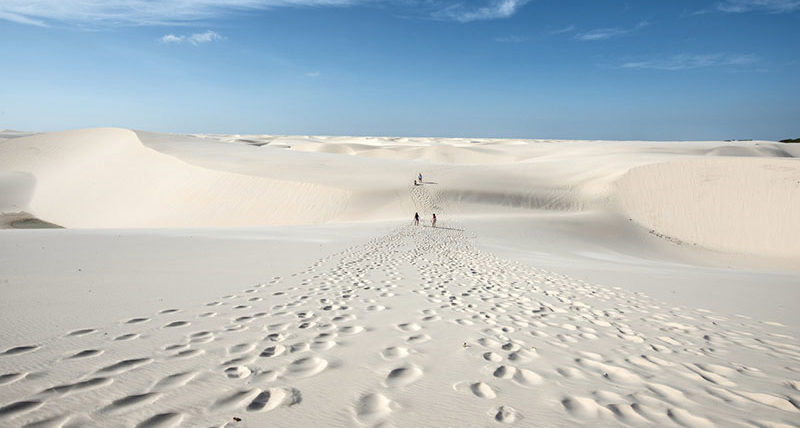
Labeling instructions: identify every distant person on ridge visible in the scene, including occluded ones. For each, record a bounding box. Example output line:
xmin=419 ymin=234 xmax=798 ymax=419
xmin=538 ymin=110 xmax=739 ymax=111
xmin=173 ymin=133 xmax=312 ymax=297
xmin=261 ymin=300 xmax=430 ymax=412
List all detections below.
xmin=418 ymin=172 xmax=423 ymax=183
xmin=432 ymin=213 xmax=437 ymax=228
xmin=414 ymin=212 xmax=420 ymax=226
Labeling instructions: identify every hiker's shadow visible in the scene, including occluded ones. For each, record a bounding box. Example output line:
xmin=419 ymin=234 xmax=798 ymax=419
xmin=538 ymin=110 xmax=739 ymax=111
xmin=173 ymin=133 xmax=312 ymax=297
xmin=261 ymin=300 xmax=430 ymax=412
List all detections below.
xmin=419 ymin=181 xmax=438 ymax=185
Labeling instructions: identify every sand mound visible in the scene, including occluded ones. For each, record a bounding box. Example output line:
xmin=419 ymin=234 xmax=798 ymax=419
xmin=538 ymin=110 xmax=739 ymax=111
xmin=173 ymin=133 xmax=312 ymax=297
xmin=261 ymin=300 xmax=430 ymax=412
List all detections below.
xmin=613 ymin=157 xmax=800 ymax=259
xmin=0 ymin=128 xmax=350 ymax=228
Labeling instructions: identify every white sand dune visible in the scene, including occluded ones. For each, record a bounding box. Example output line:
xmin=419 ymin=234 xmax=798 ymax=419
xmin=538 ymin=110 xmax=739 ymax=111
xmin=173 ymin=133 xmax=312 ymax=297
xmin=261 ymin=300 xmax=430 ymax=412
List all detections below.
xmin=614 ymin=157 xmax=800 ymax=259
xmin=1 ymin=128 xmax=799 ymax=427
xmin=0 ymin=129 xmax=350 ymax=227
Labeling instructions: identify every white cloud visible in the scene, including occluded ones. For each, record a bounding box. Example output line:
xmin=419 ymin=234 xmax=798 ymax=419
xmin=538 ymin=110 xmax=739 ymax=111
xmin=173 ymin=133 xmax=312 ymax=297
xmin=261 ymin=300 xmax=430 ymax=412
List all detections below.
xmin=435 ymin=0 xmax=531 ymax=23
xmin=716 ymin=0 xmax=800 ymax=13
xmin=306 ymin=71 xmax=321 ymax=77
xmin=0 ymin=0 xmax=532 ymax=26
xmin=188 ymin=30 xmax=223 ymax=44
xmin=0 ymin=0 xmax=359 ymax=26
xmin=161 ymin=34 xmax=184 ymax=43
xmin=575 ymin=21 xmax=648 ymax=41
xmin=621 ymin=53 xmax=760 ymax=71
xmin=161 ymin=30 xmax=223 ymax=45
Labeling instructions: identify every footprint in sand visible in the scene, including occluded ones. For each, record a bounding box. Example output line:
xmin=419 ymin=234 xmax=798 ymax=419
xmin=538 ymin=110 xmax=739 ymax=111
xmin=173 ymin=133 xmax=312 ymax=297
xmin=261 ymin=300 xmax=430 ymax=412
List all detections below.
xmin=164 ymin=344 xmax=188 ymax=351
xmin=286 ymin=356 xmax=328 ymax=378
xmin=135 ymin=412 xmax=183 ymax=428
xmin=406 ymin=334 xmax=431 ymax=344
xmin=151 ymin=371 xmax=198 ymax=392
xmin=483 ymin=352 xmax=503 ymax=362
xmin=384 ymin=365 xmax=423 ymax=387
xmin=354 ymin=392 xmax=393 ymax=423
xmin=114 ymin=333 xmax=140 ymax=341
xmin=66 ymin=328 xmax=97 ymax=337
xmin=512 ymin=368 xmax=543 ymax=387
xmin=469 ymin=382 xmax=497 ymax=399
xmin=67 ymin=349 xmax=104 ymax=359
xmin=0 ymin=401 xmax=43 ymax=420
xmin=381 ymin=346 xmax=410 ymax=360
xmin=396 ymin=322 xmax=422 ymax=332
xmin=101 ymin=392 xmax=162 ymax=414
xmin=97 ymin=358 xmax=153 ymax=375
xmin=189 ymin=331 xmax=214 ymax=343
xmin=247 ymin=387 xmax=302 ymax=412
xmin=164 ymin=321 xmax=189 ymax=328
xmin=171 ymin=349 xmax=203 ymax=359
xmin=260 ymin=344 xmax=286 ymax=358
xmin=0 ymin=373 xmax=24 ymax=385
xmin=213 ymin=389 xmax=262 ymax=411
xmin=493 ymin=365 xmax=516 ymax=379
xmin=561 ymin=396 xmax=610 ymax=419
xmin=492 ymin=405 xmax=520 ymax=424
xmin=1 ymin=345 xmax=40 ymax=356
xmin=222 ymin=355 xmax=257 ymax=367
xmin=225 ymin=366 xmax=252 ymax=379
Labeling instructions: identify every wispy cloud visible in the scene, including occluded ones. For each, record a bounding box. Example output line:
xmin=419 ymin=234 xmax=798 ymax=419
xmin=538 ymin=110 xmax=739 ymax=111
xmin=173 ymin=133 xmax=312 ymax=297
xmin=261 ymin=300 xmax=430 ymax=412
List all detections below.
xmin=0 ymin=0 xmax=532 ymax=27
xmin=716 ymin=0 xmax=800 ymax=13
xmin=0 ymin=0 xmax=359 ymax=26
xmin=550 ymin=25 xmax=575 ymax=35
xmin=161 ymin=30 xmax=224 ymax=45
xmin=434 ymin=0 xmax=531 ymax=23
xmin=494 ymin=35 xmax=526 ymax=43
xmin=305 ymin=71 xmax=321 ymax=77
xmin=0 ymin=10 xmax=47 ymax=26
xmin=576 ymin=21 xmax=648 ymax=41
xmin=620 ymin=53 xmax=760 ymax=71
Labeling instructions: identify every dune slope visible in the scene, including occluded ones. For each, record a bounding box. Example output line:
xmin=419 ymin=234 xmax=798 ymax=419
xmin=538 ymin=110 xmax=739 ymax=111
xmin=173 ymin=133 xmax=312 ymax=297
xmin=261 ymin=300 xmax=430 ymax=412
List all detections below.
xmin=0 ymin=129 xmax=350 ymax=228
xmin=613 ymin=157 xmax=800 ymax=259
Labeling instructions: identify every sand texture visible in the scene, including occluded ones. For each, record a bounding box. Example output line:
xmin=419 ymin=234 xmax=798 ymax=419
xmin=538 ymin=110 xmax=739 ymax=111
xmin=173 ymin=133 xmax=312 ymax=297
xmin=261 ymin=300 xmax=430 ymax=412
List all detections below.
xmin=1 ymin=128 xmax=798 ymax=427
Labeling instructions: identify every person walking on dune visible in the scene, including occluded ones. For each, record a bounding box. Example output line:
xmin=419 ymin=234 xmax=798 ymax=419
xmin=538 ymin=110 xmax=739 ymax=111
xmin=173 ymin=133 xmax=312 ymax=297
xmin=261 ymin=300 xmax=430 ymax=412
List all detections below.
xmin=418 ymin=172 xmax=423 ymax=183
xmin=432 ymin=213 xmax=437 ymax=228
xmin=414 ymin=212 xmax=420 ymax=226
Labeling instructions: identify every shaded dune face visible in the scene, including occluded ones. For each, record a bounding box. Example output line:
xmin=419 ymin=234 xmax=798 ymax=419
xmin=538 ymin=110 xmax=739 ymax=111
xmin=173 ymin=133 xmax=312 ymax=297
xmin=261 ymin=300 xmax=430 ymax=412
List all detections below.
xmin=613 ymin=157 xmax=800 ymax=259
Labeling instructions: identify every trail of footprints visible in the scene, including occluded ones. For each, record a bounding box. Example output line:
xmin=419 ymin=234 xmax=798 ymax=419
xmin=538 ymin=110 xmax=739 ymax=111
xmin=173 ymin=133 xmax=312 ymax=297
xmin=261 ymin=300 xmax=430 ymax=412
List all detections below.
xmin=1 ymin=226 xmax=799 ymax=427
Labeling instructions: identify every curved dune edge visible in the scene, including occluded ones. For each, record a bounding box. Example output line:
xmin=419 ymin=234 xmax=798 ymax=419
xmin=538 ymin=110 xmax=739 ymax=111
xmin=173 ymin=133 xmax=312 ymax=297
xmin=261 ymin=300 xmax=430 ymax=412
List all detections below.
xmin=612 ymin=157 xmax=800 ymax=259
xmin=0 ymin=128 xmax=351 ymax=228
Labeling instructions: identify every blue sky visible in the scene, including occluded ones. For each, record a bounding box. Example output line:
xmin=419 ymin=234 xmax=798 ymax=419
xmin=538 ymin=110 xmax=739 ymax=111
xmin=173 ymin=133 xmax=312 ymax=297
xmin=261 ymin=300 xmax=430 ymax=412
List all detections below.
xmin=1 ymin=0 xmax=798 ymax=140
